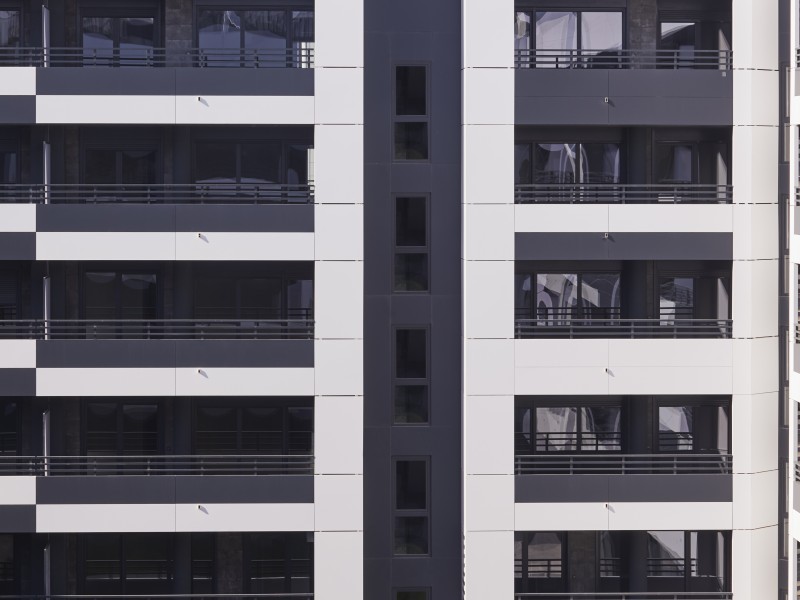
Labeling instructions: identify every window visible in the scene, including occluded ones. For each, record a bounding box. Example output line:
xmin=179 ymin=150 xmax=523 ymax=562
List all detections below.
xmin=515 ymin=400 xmax=622 ymax=455
xmin=657 ymin=400 xmax=730 ymax=454
xmin=647 ymin=531 xmax=728 ymax=592
xmin=0 ymin=271 xmax=17 ymax=321
xmin=0 ymin=10 xmax=20 ymax=48
xmin=190 ymin=534 xmax=214 ymax=594
xmin=83 ymin=146 xmax=159 ymax=199
xmin=514 ymin=531 xmax=565 ymax=593
xmin=84 ymin=401 xmax=160 ymax=456
xmin=196 ymin=9 xmax=313 ymax=67
xmin=245 ymin=532 xmax=313 ymax=593
xmin=83 ymin=270 xmax=159 ymax=320
xmin=658 ymin=274 xmax=731 ymax=323
xmin=80 ymin=6 xmax=159 ymax=66
xmin=0 ymin=142 xmax=17 ymax=184
xmin=659 ymin=20 xmax=731 ymax=68
xmin=394 ymin=66 xmax=429 ymax=160
xmin=395 ymin=590 xmax=429 ymax=600
xmin=654 ymin=141 xmax=729 ymax=187
xmin=394 ymin=196 xmax=429 ymax=292
xmin=515 ymin=271 xmax=621 ymax=324
xmin=80 ymin=534 xmax=173 ymax=595
xmin=515 ymin=11 xmax=623 ymax=68
xmin=0 ymin=401 xmax=16 ymax=455
xmin=394 ymin=328 xmax=429 ymax=425
xmin=0 ymin=535 xmax=13 ymax=594
xmin=393 ymin=458 xmax=430 ymax=555
xmin=193 ymin=401 xmax=313 ymax=455
xmin=515 ymin=142 xmax=621 ymax=185
xmin=193 ymin=274 xmax=313 ymax=321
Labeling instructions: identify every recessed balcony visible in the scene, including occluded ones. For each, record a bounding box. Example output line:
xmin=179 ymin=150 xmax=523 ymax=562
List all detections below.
xmin=515 ymin=183 xmax=732 ymax=205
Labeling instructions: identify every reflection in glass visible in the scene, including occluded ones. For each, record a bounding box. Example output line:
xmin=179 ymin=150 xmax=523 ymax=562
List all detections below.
xmin=534 ymin=144 xmax=578 ymax=184
xmin=515 ymin=11 xmax=531 ymax=54
xmin=656 ymin=144 xmax=695 ymax=184
xmin=535 ymin=407 xmax=577 ymax=451
xmin=535 ymin=11 xmax=576 ymax=68
xmin=395 ymin=254 xmax=428 ymax=291
xmin=530 ymin=143 xmax=620 ymax=185
xmin=581 ymin=406 xmax=621 ymax=451
xmin=395 ymin=122 xmax=429 ymax=160
xmin=0 ymin=151 xmax=17 ymax=184
xmin=527 ymin=532 xmax=563 ymax=578
xmin=582 ymin=143 xmax=620 ymax=183
xmin=82 ymin=16 xmax=155 ymax=65
xmin=599 ymin=532 xmax=623 ymax=578
xmin=0 ymin=11 xmax=20 ymax=47
xmin=659 ymin=277 xmax=694 ymax=321
xmin=661 ymin=22 xmax=697 ymax=65
xmin=659 ymin=406 xmax=693 ymax=452
xmin=581 ymin=12 xmax=623 ymax=57
xmin=647 ymin=531 xmax=685 ymax=577
xmin=515 ymin=144 xmax=532 ymax=185
xmin=691 ymin=531 xmax=726 ymax=590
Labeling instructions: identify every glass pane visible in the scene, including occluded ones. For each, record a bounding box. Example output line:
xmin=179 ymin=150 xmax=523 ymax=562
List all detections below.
xmin=581 ymin=143 xmax=621 ymax=184
xmin=514 ymin=11 xmax=532 ymax=52
xmin=691 ymin=532 xmax=725 ymax=590
xmin=242 ymin=406 xmax=282 ymax=452
xmin=244 ymin=11 xmax=286 ymax=54
xmin=0 ymin=535 xmax=12 ymax=588
xmin=535 ymin=12 xmax=577 ymax=68
xmin=119 ymin=17 xmax=155 ymax=63
xmin=580 ymin=273 xmax=620 ymax=317
xmin=515 ymin=144 xmax=532 ymax=185
xmin=85 ymin=149 xmax=117 ymax=185
xmin=599 ymin=532 xmax=622 ymax=578
xmin=396 ymin=66 xmax=427 ymax=116
xmin=527 ymin=532 xmax=562 ymax=578
xmin=656 ymin=144 xmax=695 ymax=184
xmin=195 ymin=142 xmax=237 ymax=185
xmin=397 ymin=592 xmax=428 ymax=600
xmin=84 ymin=272 xmax=116 ymax=319
xmin=394 ymin=254 xmax=429 ymax=292
xmin=394 ymin=122 xmax=429 ymax=161
xmin=121 ymin=149 xmax=157 ymax=185
xmin=0 ymin=11 xmax=20 ymax=48
xmin=86 ymin=403 xmax=117 ymax=455
xmin=82 ymin=17 xmax=114 ymax=62
xmin=396 ymin=460 xmax=427 ymax=509
xmin=0 ymin=402 xmax=16 ymax=455
xmin=647 ymin=531 xmax=685 ymax=577
xmin=535 ymin=407 xmax=577 ymax=451
xmin=394 ymin=385 xmax=429 ymax=424
xmin=396 ymin=329 xmax=427 ymax=379
xmin=195 ymin=406 xmax=237 ymax=453
xmin=581 ymin=12 xmax=623 ymax=55
xmin=0 ymin=151 xmax=16 ymax=184
xmin=286 ymin=277 xmax=313 ymax=319
xmin=239 ymin=278 xmax=282 ymax=319
xmin=122 ymin=405 xmax=158 ymax=454
xmin=120 ymin=273 xmax=157 ymax=320
xmin=396 ymin=197 xmax=427 ymax=246
xmin=198 ymin=10 xmax=241 ymax=48
xmin=534 ymin=143 xmax=578 ymax=184
xmin=659 ymin=277 xmax=694 ymax=321
xmin=659 ymin=406 xmax=694 ymax=451
xmin=287 ymin=407 xmax=313 ymax=453
xmin=240 ymin=143 xmax=281 ymax=186
xmin=124 ymin=534 xmax=172 ymax=593
xmin=286 ymin=144 xmax=312 ymax=187
xmin=394 ymin=516 xmax=428 ymax=555
xmin=248 ymin=533 xmax=311 ymax=594
xmin=190 ymin=534 xmax=214 ymax=594
xmin=536 ymin=273 xmax=578 ymax=324
xmin=661 ymin=22 xmax=696 ymax=54
xmin=84 ymin=535 xmax=121 ymax=588
xmin=194 ymin=278 xmax=234 ymax=320
xmin=581 ymin=406 xmax=621 ymax=451
xmin=515 ymin=407 xmax=533 ymax=453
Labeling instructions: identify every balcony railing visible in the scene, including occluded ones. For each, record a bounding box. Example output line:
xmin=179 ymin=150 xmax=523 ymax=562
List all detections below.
xmin=515 ymin=453 xmax=733 ymax=475
xmin=515 ymin=318 xmax=733 ymax=339
xmin=0 ymin=596 xmax=313 ymax=600
xmin=0 ymin=454 xmax=314 ymax=476
xmin=0 ymin=46 xmax=314 ymax=68
xmin=0 ymin=183 xmax=314 ymax=205
xmin=514 ymin=48 xmax=733 ymax=70
xmin=515 ymin=184 xmax=733 ymax=205
xmin=515 ymin=595 xmax=732 ymax=600
xmin=0 ymin=319 xmax=314 ymax=340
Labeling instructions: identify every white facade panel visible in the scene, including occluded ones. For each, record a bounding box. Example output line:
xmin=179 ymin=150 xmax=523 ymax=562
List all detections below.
xmin=462 ymin=69 xmax=514 ymax=125
xmin=607 ymin=204 xmax=734 ymax=233
xmin=314 ymin=204 xmax=364 ymax=261
xmin=464 ymin=260 xmax=514 ymax=339
xmin=313 ymin=125 xmax=363 ymax=204
xmin=175 ymin=367 xmax=315 ymax=396
xmin=515 ymin=502 xmax=609 ymax=531
xmin=314 ymin=339 xmax=363 ymax=396
xmin=314 ymin=532 xmax=363 ymax=600
xmin=463 ymin=531 xmax=515 ymax=600
xmin=733 ymin=471 xmax=779 ymax=530
xmin=515 ymin=204 xmax=609 ymax=233
xmin=0 ymin=476 xmax=35 ymax=505
xmin=463 ymin=204 xmax=514 ymax=260
xmin=175 ymin=503 xmax=314 ymax=532
xmin=314 ymin=475 xmax=363 ymax=531
xmin=515 ymin=366 xmax=610 ymax=396
xmin=313 ymin=0 xmax=363 ymax=68
xmin=36 ymin=95 xmax=176 ymax=124
xmin=467 ymin=339 xmax=515 ymax=396
xmin=37 ymin=368 xmax=176 ymax=396
xmin=314 ymin=68 xmax=364 ymax=125
xmin=174 ymin=232 xmax=314 ymax=261
xmin=314 ymin=261 xmax=363 ymax=340
xmin=0 ymin=205 xmax=35 ymax=232
xmin=314 ymin=396 xmax=363 ymax=475
xmin=464 ymin=395 xmax=514 ymax=476
xmin=0 ymin=68 xmax=35 ymax=95
xmin=465 ymin=475 xmax=514 ymax=532
xmin=37 ymin=504 xmax=176 ymax=532
xmin=175 ymin=96 xmax=315 ymax=125
xmin=36 ymin=232 xmax=176 ymax=261
xmin=607 ymin=502 xmax=733 ymax=531
xmin=0 ymin=340 xmax=35 ymax=368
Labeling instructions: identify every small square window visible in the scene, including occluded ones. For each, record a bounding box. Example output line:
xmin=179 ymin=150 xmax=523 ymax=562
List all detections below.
xmin=395 ymin=66 xmax=427 ymax=116
xmin=393 ymin=458 xmax=430 ymax=556
xmin=394 ymin=385 xmax=429 ymax=424
xmin=394 ymin=123 xmax=429 ymax=161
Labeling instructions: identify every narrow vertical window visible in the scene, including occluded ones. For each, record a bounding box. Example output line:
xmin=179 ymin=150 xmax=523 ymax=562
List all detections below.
xmin=394 ymin=66 xmax=429 ymax=160
xmin=393 ymin=458 xmax=430 ymax=555
xmin=394 ymin=328 xmax=429 ymax=425
xmin=394 ymin=196 xmax=429 ymax=292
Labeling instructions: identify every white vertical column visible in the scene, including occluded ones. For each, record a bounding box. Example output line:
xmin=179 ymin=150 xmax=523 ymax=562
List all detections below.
xmin=313 ymin=2 xmax=364 ymax=599
xmin=462 ymin=0 xmax=516 ymax=598
xmin=731 ymin=1 xmax=780 ymax=598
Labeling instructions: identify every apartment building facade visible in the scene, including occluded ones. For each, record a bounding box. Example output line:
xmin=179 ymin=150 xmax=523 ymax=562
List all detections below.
xmin=0 ymin=0 xmax=792 ymax=599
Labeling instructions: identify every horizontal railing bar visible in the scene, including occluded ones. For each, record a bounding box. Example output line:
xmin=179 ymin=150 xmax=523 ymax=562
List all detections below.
xmin=515 ymin=453 xmax=733 ymax=475
xmin=515 ymin=184 xmax=733 ymax=204
xmin=0 ymin=596 xmax=315 ymax=599
xmin=515 ymin=594 xmax=732 ymax=599
xmin=514 ymin=48 xmax=733 ymax=70
xmin=516 ymin=318 xmax=732 ymax=339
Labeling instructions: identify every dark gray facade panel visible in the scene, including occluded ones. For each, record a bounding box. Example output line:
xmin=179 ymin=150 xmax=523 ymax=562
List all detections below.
xmin=0 ymin=505 xmax=36 ymax=532
xmin=515 ymin=69 xmax=609 ymax=98
xmin=0 ymin=233 xmax=35 ymax=260
xmin=608 ymin=70 xmax=732 ymax=99
xmin=515 ymin=96 xmax=609 ymax=125
xmin=36 ymin=68 xmax=176 ymax=95
xmin=36 ymin=340 xmax=178 ymax=368
xmin=175 ymin=68 xmax=314 ymax=96
xmin=174 ymin=340 xmax=314 ymax=368
xmin=175 ymin=204 xmax=314 ymax=233
xmin=36 ymin=205 xmax=177 ymax=233
xmin=0 ymin=97 xmax=36 ymax=124
xmin=608 ymin=96 xmax=733 ymax=126
xmin=174 ymin=475 xmax=314 ymax=503
xmin=515 ymin=232 xmax=733 ymax=260
xmin=516 ymin=474 xmax=732 ymax=503
xmin=0 ymin=369 xmax=36 ymax=396
xmin=36 ymin=476 xmax=175 ymax=504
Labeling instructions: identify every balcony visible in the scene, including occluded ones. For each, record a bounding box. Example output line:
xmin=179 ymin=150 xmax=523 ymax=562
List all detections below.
xmin=514 ymin=594 xmax=731 ymax=599
xmin=515 ymin=453 xmax=732 ymax=475
xmin=515 ymin=184 xmax=732 ymax=205
xmin=515 ymin=316 xmax=732 ymax=340
xmin=514 ymin=48 xmax=732 ymax=70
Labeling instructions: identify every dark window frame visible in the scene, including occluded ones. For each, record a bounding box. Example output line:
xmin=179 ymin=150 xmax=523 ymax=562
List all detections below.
xmin=653 ymin=397 xmax=731 ymax=455
xmin=0 ymin=138 xmax=20 ymax=184
xmin=392 ymin=63 xmax=431 ymax=162
xmin=79 ymin=264 xmax=164 ymax=320
xmin=80 ymin=141 xmax=163 ymax=186
xmin=242 ymin=532 xmax=314 ymax=594
xmin=77 ymin=2 xmax=163 ymax=50
xmin=392 ymin=456 xmax=431 ymax=557
xmin=81 ymin=399 xmax=164 ymax=456
xmin=392 ymin=326 xmax=431 ymax=426
xmin=393 ymin=194 xmax=430 ymax=294
xmin=515 ymin=268 xmax=623 ymax=321
xmin=646 ymin=530 xmax=731 ymax=592
xmin=514 ymin=530 xmax=567 ymax=593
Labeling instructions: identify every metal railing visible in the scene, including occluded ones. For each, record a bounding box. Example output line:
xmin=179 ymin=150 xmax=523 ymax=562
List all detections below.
xmin=515 ymin=595 xmax=732 ymax=600
xmin=515 ymin=453 xmax=733 ymax=475
xmin=0 ymin=596 xmax=313 ymax=600
xmin=0 ymin=46 xmax=314 ymax=68
xmin=514 ymin=48 xmax=733 ymax=70
xmin=0 ymin=319 xmax=314 ymax=340
xmin=0 ymin=183 xmax=314 ymax=205
xmin=0 ymin=454 xmax=313 ymax=476
xmin=515 ymin=318 xmax=733 ymax=339
xmin=515 ymin=184 xmax=733 ymax=205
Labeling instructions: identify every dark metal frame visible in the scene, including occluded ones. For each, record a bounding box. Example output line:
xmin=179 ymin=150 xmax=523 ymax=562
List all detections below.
xmin=392 ymin=194 xmax=431 ymax=295
xmin=392 ymin=63 xmax=431 ymax=163
xmin=392 ymin=326 xmax=431 ymax=426
xmin=392 ymin=456 xmax=431 ymax=557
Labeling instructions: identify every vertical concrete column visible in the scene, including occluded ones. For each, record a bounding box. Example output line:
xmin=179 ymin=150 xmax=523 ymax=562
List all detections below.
xmin=731 ymin=1 xmax=781 ymax=598
xmin=462 ymin=0 xmax=516 ymax=597
xmin=312 ymin=2 xmax=364 ymax=599
xmin=627 ymin=0 xmax=658 ymax=53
